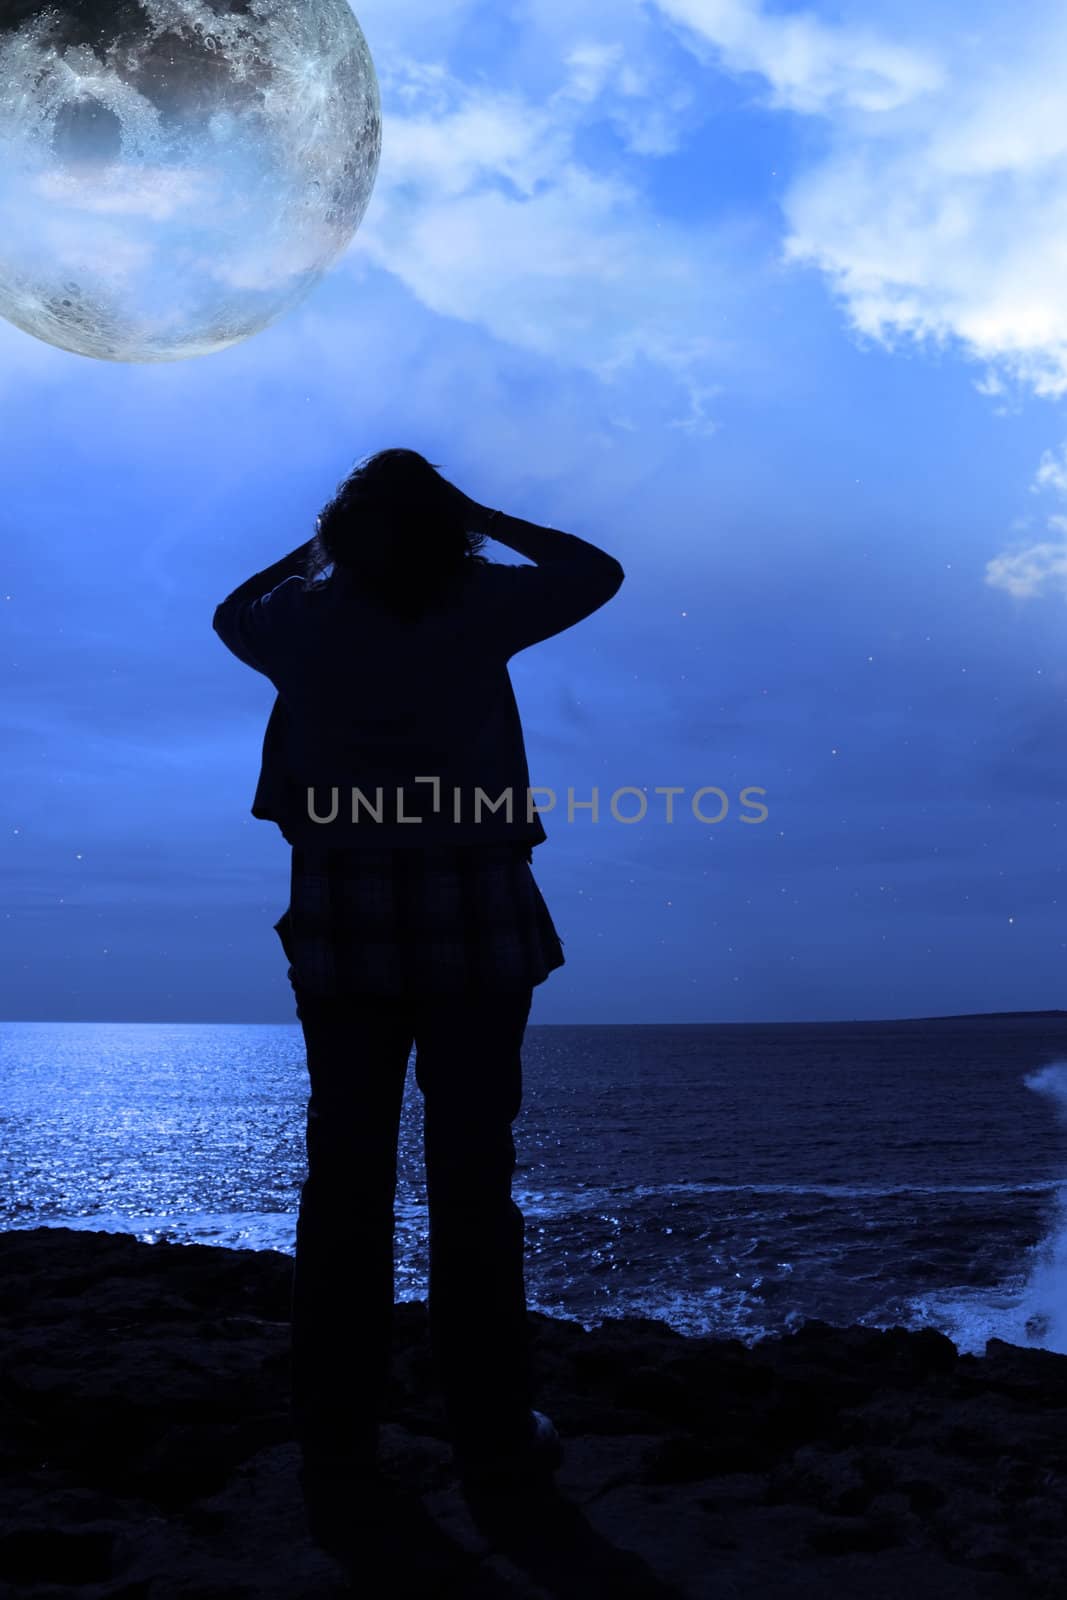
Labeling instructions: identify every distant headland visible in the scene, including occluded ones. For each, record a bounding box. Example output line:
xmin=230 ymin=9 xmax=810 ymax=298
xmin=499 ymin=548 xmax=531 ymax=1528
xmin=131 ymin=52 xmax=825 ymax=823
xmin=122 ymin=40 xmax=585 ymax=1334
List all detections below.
xmin=914 ymin=1009 xmax=1067 ymax=1021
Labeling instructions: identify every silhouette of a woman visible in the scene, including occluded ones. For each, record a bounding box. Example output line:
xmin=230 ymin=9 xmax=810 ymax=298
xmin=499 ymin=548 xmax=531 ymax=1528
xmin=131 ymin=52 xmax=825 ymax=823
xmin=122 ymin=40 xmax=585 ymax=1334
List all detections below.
xmin=212 ymin=448 xmax=624 ymax=1536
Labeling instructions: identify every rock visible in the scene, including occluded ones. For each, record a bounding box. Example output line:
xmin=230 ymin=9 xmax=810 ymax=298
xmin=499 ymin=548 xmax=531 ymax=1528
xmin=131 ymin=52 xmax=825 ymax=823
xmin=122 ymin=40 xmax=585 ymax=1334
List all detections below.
xmin=0 ymin=1225 xmax=1062 ymax=1597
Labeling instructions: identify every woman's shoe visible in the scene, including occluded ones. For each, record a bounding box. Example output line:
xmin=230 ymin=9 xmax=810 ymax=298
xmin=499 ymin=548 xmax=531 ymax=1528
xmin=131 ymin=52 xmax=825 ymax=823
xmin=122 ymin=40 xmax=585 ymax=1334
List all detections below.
xmin=298 ymin=1455 xmax=384 ymax=1559
xmin=456 ymin=1408 xmax=563 ymax=1491
xmin=296 ymin=1421 xmax=378 ymax=1478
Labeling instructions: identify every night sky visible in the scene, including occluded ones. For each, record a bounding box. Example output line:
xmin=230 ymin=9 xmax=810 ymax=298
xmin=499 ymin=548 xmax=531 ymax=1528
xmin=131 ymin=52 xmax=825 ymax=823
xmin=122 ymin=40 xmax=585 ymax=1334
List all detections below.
xmin=4 ymin=0 xmax=1067 ymax=1024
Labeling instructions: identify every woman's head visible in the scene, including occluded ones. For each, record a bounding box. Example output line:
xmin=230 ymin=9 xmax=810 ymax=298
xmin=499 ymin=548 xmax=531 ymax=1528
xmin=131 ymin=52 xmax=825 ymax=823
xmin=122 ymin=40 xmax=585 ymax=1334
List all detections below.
xmin=304 ymin=448 xmax=487 ymax=619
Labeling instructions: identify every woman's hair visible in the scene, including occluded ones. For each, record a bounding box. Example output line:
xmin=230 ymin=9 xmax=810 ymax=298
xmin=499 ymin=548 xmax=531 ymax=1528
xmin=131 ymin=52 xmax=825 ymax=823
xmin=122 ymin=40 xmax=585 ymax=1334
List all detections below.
xmin=302 ymin=448 xmax=489 ymax=620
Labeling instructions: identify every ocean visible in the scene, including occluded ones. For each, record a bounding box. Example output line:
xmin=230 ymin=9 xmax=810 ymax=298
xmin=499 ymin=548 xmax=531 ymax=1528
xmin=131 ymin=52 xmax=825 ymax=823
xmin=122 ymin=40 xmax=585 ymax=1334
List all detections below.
xmin=4 ymin=1014 xmax=1067 ymax=1357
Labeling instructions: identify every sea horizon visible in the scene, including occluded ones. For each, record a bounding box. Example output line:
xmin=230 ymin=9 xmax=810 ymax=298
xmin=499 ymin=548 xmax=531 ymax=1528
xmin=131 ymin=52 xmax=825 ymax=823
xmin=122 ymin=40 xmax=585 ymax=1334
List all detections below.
xmin=4 ymin=1008 xmax=1066 ymax=1027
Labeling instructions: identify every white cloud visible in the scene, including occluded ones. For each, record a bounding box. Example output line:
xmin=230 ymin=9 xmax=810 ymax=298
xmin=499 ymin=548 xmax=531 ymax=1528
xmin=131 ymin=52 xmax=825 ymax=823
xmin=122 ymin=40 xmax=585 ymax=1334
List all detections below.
xmin=552 ymin=39 xmax=698 ymax=156
xmin=642 ymin=0 xmax=1067 ymax=600
xmin=652 ymin=0 xmax=943 ymax=114
xmin=988 ymin=443 xmax=1067 ymax=601
xmin=35 ymin=165 xmax=214 ymax=222
xmin=353 ymin=52 xmax=765 ymax=421
xmin=776 ymin=17 xmax=1067 ymax=397
xmin=640 ymin=1 xmax=1067 ymax=400
xmin=1031 ymin=444 xmax=1067 ymax=499
xmin=350 ymin=0 xmax=1067 ymax=424
xmin=986 ymin=520 xmax=1067 ymax=602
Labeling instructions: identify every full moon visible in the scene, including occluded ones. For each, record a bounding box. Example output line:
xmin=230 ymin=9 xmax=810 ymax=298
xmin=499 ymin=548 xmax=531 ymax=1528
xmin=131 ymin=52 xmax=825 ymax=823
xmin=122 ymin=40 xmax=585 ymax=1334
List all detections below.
xmin=0 ymin=1 xmax=381 ymax=362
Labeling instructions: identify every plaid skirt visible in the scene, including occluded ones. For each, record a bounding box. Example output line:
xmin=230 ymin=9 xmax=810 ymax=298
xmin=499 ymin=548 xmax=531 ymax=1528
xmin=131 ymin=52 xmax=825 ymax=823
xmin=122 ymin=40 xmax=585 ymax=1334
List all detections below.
xmin=273 ymin=840 xmax=566 ymax=998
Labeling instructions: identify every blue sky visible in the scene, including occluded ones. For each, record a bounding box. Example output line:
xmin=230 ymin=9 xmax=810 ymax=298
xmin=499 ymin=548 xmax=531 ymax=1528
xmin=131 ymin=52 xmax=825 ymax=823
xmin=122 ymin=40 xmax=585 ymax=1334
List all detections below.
xmin=5 ymin=0 xmax=1067 ymax=1024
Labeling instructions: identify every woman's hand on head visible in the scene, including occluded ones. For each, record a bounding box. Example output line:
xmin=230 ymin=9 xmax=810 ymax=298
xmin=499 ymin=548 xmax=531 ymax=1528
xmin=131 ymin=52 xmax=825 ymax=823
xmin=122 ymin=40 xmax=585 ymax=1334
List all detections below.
xmin=442 ymin=479 xmax=493 ymax=535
